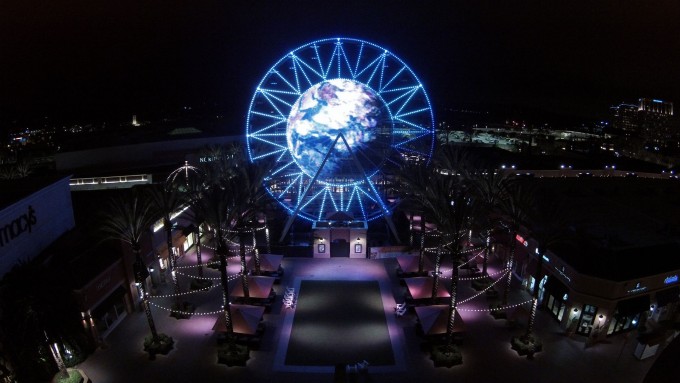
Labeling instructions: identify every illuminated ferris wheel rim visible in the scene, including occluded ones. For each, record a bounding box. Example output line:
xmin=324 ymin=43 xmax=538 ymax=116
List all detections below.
xmin=245 ymin=37 xmax=435 ymax=222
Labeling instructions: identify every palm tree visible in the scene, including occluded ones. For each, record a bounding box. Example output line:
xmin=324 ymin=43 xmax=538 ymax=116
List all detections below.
xmin=497 ymin=179 xmax=534 ymax=307
xmin=230 ymin=160 xmax=271 ymax=293
xmin=191 ymin=181 xmax=240 ymax=338
xmin=146 ymin=184 xmax=188 ymax=310
xmin=397 ymin=161 xmax=433 ymax=275
xmin=523 ymin=192 xmax=571 ymax=339
xmin=0 ymin=260 xmax=89 ymax=382
xmin=470 ymin=167 xmax=511 ymax=275
xmin=420 ymin=171 xmax=474 ymax=347
xmin=100 ymin=189 xmax=162 ymax=343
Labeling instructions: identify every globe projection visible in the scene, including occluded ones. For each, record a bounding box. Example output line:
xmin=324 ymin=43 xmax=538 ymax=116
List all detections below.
xmin=246 ymin=38 xmax=435 ymax=222
xmin=286 ymin=79 xmax=392 ymax=182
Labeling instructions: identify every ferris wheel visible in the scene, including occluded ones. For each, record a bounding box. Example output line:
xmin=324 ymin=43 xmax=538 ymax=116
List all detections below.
xmin=246 ymin=37 xmax=435 ymax=228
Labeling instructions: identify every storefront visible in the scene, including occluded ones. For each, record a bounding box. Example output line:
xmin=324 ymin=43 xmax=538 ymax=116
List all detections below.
xmin=607 ymin=295 xmax=650 ymax=335
xmin=544 ymin=276 xmax=569 ymax=322
xmin=74 ymin=260 xmax=133 ymax=342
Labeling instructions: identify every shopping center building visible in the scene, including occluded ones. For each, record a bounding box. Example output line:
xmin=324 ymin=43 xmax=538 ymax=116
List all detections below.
xmin=508 ymin=177 xmax=680 ymax=346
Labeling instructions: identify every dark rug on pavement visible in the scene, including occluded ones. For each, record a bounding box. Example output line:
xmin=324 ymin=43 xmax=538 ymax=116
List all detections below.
xmin=285 ymin=280 xmax=394 ymax=366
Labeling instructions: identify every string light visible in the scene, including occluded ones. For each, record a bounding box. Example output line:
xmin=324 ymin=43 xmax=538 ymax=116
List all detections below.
xmin=459 ymin=267 xmax=508 ymax=281
xmin=149 ymin=283 xmax=219 ymax=299
xmin=457 ymin=269 xmax=509 ymax=304
xmin=458 ymin=299 xmax=533 ymax=312
xmin=149 ymin=301 xmax=226 ymax=316
xmin=173 ymin=269 xmax=239 ymax=282
xmin=174 ymin=260 xmax=222 ymax=270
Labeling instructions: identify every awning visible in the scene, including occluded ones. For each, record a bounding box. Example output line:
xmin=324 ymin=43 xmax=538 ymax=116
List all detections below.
xmin=247 ymin=254 xmax=283 ymax=272
xmin=544 ymin=275 xmax=568 ymax=299
xmin=616 ymin=295 xmax=651 ymax=316
xmin=230 ymin=276 xmax=275 ymax=299
xmin=396 ymin=255 xmax=433 ymax=273
xmin=212 ymin=304 xmax=265 ymax=335
xmin=414 ymin=305 xmax=465 ymax=335
xmin=655 ymin=286 xmax=680 ymax=307
xmin=404 ymin=277 xmax=451 ymax=300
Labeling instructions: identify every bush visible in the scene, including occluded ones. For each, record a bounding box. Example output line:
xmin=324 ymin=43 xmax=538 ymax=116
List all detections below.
xmin=511 ymin=334 xmax=542 ymax=358
xmin=430 ymin=344 xmax=462 ymax=367
xmin=217 ymin=343 xmax=249 ymax=366
xmin=53 ymin=369 xmax=83 ymax=383
xmin=143 ymin=333 xmax=174 ymax=358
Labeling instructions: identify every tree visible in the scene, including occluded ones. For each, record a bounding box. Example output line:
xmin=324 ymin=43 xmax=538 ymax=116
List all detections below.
xmin=397 ymin=161 xmax=431 ymax=275
xmin=497 ymin=179 xmax=534 ymax=307
xmin=523 ymin=191 xmax=571 ymax=339
xmin=0 ymin=260 xmax=90 ymax=382
xmin=100 ymin=189 xmax=165 ymax=345
xmin=470 ymin=168 xmax=511 ymax=275
xmin=190 ymin=180 xmax=241 ymax=340
xmin=146 ymin=184 xmax=188 ymax=311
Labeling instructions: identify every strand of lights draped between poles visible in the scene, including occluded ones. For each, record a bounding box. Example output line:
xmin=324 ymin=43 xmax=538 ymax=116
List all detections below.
xmin=459 ymin=267 xmax=509 ymax=281
xmin=147 ymin=284 xmax=533 ymax=316
xmin=173 ymin=269 xmax=237 ymax=282
xmin=457 ymin=269 xmax=509 ymax=305
xmin=149 ymin=302 xmax=230 ymax=317
xmin=148 ymin=283 xmax=220 ymax=299
xmin=458 ymin=299 xmax=534 ymax=313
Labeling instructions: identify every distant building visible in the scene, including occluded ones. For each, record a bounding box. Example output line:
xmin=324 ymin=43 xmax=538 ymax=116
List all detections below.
xmin=638 ymin=98 xmax=674 ymax=152
xmin=609 ymin=103 xmax=639 ymax=133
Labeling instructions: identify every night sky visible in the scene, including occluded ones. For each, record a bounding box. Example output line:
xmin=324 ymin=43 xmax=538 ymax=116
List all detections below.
xmin=2 ymin=1 xmax=680 ymax=128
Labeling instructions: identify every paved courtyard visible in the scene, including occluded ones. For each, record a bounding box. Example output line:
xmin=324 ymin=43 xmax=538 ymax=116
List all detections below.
xmin=77 ymin=250 xmax=666 ymax=383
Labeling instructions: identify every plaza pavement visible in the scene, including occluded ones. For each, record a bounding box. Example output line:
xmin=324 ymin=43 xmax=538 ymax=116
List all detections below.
xmin=76 ymin=248 xmax=666 ymax=383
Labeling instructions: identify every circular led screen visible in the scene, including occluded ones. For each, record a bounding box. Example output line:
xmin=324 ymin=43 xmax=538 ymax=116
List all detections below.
xmin=246 ymin=38 xmax=435 ymax=222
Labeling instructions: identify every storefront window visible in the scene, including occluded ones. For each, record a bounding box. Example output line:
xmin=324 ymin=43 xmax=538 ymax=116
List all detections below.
xmin=607 ymin=313 xmax=640 ymax=335
xmin=577 ymin=304 xmax=597 ymax=336
xmin=92 ymin=287 xmax=128 ymax=338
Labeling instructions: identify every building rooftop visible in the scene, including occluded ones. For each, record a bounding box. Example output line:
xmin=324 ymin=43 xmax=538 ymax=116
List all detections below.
xmin=0 ymin=175 xmax=69 ymax=210
xmin=529 ymin=177 xmax=680 ymax=280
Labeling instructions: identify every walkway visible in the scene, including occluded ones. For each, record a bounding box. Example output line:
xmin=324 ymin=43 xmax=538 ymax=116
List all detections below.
xmin=77 ymin=249 xmax=662 ymax=383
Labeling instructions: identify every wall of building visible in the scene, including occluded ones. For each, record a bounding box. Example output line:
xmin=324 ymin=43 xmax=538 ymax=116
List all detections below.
xmin=0 ymin=176 xmax=74 ymax=277
xmin=55 ymin=135 xmax=241 ymax=172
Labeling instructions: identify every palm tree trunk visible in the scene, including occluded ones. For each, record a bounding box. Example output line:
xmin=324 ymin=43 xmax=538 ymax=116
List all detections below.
xmin=525 ymin=249 xmax=544 ymax=338
xmin=195 ymin=229 xmax=203 ymax=278
xmin=133 ymin=247 xmax=159 ymax=341
xmin=482 ymin=231 xmax=490 ymax=275
xmin=418 ymin=214 xmax=425 ymax=275
xmin=252 ymin=228 xmax=261 ymax=275
xmin=431 ymin=236 xmax=443 ymax=301
xmin=265 ymin=216 xmax=272 ymax=254
xmin=409 ymin=212 xmax=414 ymax=247
xmin=446 ymin=247 xmax=459 ymax=347
xmin=502 ymin=230 xmax=517 ymax=306
xmin=216 ymin=239 xmax=233 ymax=336
xmin=239 ymin=231 xmax=250 ymax=299
xmin=165 ymin=218 xmax=181 ymax=308
xmin=47 ymin=339 xmax=68 ymax=379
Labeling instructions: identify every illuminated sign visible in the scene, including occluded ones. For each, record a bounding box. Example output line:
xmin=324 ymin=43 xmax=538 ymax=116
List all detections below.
xmin=664 ymin=275 xmax=679 ymax=285
xmin=0 ymin=205 xmax=37 ymax=248
xmin=554 ymin=265 xmax=571 ymax=282
xmin=515 ymin=234 xmax=528 ymax=247
xmin=627 ymin=282 xmax=647 ymax=294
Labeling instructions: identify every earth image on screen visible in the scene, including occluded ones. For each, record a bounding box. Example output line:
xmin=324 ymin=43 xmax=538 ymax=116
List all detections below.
xmin=286 ymin=79 xmax=392 ymax=182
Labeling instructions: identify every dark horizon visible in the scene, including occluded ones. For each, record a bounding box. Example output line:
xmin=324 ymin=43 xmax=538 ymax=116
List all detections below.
xmin=2 ymin=1 xmax=679 ymax=128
